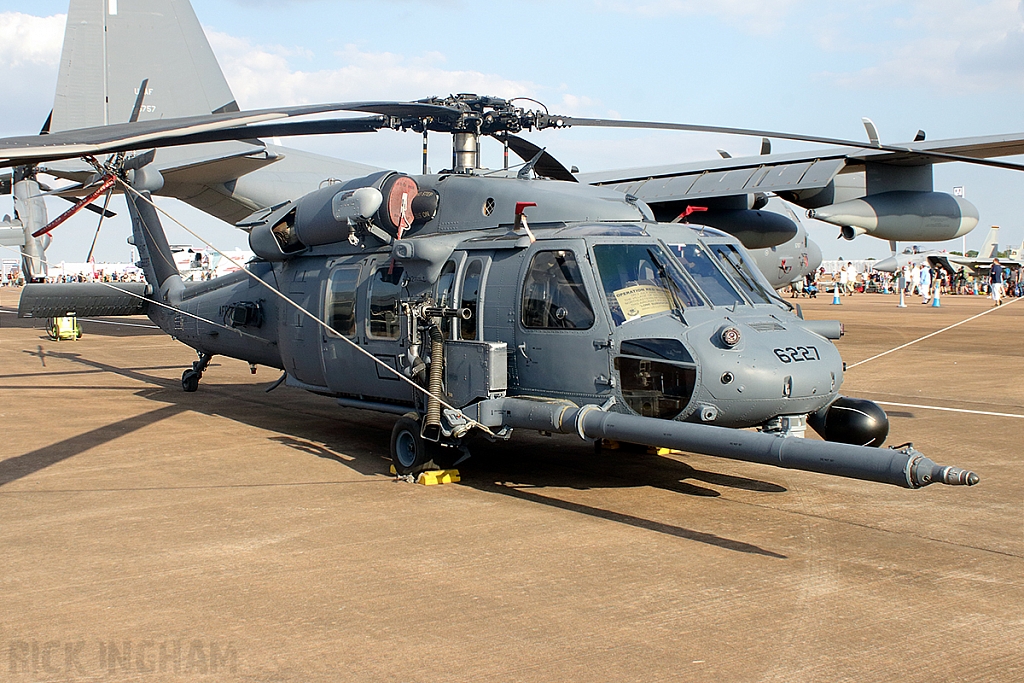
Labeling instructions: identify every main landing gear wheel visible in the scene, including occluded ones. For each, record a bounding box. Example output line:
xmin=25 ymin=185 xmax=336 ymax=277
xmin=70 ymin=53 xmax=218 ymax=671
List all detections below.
xmin=181 ymin=352 xmax=213 ymax=393
xmin=390 ymin=414 xmax=441 ymax=475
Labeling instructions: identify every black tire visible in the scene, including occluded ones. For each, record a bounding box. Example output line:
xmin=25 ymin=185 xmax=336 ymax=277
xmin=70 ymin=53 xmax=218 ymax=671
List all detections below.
xmin=181 ymin=369 xmax=200 ymax=393
xmin=390 ymin=415 xmax=439 ymax=475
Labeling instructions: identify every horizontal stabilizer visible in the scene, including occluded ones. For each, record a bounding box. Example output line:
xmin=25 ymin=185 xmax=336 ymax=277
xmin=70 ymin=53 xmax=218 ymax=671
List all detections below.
xmin=18 ymin=282 xmax=150 ymax=318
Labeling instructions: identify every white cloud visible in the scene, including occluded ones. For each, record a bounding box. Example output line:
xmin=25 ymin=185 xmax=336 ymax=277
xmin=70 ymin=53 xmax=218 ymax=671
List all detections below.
xmin=206 ymin=31 xmax=547 ymax=108
xmin=0 ymin=12 xmax=65 ymax=68
xmin=815 ymin=1 xmax=1024 ymax=92
xmin=0 ymin=13 xmax=66 ymax=135
xmin=594 ymin=0 xmax=800 ymax=33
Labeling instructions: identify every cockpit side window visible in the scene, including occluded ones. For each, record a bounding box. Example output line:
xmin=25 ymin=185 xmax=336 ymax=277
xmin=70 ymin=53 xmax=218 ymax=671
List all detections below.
xmin=521 ymin=250 xmax=595 ymax=330
xmin=671 ymin=243 xmax=745 ymax=306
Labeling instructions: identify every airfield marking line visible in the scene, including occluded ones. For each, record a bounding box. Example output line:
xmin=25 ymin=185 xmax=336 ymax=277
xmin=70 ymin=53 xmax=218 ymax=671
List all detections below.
xmin=871 ymin=400 xmax=1024 ymax=420
xmin=845 ymin=296 xmax=1022 ymax=369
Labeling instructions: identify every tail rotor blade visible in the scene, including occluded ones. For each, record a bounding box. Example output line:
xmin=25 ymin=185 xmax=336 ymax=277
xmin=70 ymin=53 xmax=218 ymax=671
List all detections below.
xmin=85 ymin=186 xmax=115 ymax=263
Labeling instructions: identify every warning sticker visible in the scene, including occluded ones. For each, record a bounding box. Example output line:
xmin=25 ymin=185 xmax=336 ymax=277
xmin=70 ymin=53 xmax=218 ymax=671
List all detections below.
xmin=613 ymin=284 xmax=672 ymax=321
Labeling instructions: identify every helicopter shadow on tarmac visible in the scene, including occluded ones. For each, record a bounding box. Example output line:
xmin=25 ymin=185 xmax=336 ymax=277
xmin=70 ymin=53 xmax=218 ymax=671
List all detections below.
xmin=5 ymin=348 xmax=788 ymax=558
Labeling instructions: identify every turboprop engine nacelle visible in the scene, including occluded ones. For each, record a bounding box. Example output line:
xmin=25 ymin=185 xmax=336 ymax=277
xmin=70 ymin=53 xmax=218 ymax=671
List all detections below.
xmin=806 ymin=191 xmax=978 ymax=242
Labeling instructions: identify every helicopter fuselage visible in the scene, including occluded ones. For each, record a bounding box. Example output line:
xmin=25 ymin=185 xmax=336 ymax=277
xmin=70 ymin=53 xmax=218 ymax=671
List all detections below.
xmin=154 ymin=173 xmax=843 ymax=431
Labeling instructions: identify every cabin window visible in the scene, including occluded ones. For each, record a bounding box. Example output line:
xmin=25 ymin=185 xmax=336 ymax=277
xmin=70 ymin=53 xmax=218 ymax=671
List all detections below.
xmin=436 ymin=260 xmax=458 ymax=339
xmin=326 ymin=267 xmax=360 ymax=337
xmin=521 ymin=250 xmax=595 ymax=330
xmin=368 ymin=264 xmax=405 ymax=339
xmin=460 ymin=260 xmax=483 ymax=339
xmin=670 ymin=243 xmax=745 ymax=306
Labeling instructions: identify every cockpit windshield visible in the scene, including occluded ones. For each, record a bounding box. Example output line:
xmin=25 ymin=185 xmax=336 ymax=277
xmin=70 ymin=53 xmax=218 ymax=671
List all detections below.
xmin=593 ymin=243 xmax=704 ymax=326
xmin=669 ymin=242 xmax=745 ymax=306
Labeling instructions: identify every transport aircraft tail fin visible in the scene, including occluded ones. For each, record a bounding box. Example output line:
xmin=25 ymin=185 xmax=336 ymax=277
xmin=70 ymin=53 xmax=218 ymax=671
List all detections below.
xmin=50 ymin=0 xmax=238 ymax=133
xmin=976 ymin=226 xmax=999 ymax=260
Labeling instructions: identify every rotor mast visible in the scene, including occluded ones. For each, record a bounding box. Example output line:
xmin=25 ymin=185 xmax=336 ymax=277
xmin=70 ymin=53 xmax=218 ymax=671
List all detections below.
xmin=453 ymin=132 xmax=480 ymax=173
xmin=417 ymin=94 xmax=551 ymax=175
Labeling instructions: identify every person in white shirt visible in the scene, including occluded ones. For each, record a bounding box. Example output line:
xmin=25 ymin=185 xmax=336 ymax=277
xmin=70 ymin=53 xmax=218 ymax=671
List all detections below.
xmin=920 ymin=265 xmax=932 ymax=303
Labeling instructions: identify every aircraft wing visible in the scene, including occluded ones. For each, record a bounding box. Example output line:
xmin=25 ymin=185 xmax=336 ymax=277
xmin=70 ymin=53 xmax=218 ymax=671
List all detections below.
xmin=577 ymin=132 xmax=1024 ymax=201
xmin=947 ymin=255 xmax=1023 ymax=269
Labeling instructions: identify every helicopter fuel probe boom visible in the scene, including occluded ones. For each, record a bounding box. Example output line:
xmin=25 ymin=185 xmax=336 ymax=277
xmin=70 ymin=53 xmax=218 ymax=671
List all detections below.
xmin=476 ymin=398 xmax=977 ymax=488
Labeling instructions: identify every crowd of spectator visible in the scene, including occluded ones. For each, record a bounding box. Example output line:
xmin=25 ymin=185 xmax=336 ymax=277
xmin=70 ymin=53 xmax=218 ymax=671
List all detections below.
xmin=790 ymin=262 xmax=1020 ymax=301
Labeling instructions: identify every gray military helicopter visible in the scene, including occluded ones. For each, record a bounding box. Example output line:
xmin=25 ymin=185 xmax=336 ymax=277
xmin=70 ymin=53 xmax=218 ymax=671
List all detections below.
xmin=7 ymin=93 xmax=980 ymax=491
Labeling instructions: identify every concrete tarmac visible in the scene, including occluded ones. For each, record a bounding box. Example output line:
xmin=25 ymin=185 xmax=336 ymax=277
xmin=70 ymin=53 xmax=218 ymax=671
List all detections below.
xmin=1 ymin=286 xmax=1022 ymax=682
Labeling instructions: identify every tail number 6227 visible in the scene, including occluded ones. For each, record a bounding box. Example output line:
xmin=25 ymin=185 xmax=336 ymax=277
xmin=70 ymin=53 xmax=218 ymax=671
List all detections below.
xmin=773 ymin=346 xmax=819 ymax=363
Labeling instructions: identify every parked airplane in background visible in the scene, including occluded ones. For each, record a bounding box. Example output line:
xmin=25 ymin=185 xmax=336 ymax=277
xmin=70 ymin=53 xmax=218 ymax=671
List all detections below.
xmin=747 ymin=199 xmax=822 ymax=290
xmin=873 ymin=226 xmax=1021 ymax=273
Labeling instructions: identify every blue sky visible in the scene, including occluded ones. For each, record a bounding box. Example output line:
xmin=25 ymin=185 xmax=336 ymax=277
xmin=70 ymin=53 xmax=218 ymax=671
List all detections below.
xmin=3 ymin=0 xmax=1024 ymax=263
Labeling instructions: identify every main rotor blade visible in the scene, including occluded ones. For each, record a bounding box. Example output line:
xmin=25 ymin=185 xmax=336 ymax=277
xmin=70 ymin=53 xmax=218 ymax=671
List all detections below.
xmin=551 ymin=116 xmax=1024 ymax=173
xmin=0 ymin=101 xmax=460 ymax=168
xmin=151 ymin=116 xmax=389 ymax=147
xmin=496 ymin=134 xmax=577 ymax=182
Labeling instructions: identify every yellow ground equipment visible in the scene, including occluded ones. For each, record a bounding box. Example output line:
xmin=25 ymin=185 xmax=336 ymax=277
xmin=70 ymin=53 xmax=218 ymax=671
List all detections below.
xmin=47 ymin=316 xmax=82 ymax=341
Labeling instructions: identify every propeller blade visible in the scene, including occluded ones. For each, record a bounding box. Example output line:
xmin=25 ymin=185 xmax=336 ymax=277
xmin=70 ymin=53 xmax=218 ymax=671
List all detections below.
xmin=546 ymin=116 xmax=1024 ymax=173
xmin=122 ymin=149 xmax=157 ymax=171
xmin=760 ymin=137 xmax=772 ymax=155
xmin=496 ymin=134 xmax=577 ymax=182
xmin=128 ymin=79 xmax=149 ymax=124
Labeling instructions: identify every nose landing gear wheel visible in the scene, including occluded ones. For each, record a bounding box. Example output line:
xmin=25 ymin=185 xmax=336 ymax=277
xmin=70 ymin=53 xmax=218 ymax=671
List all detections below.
xmin=390 ymin=414 xmax=440 ymax=475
